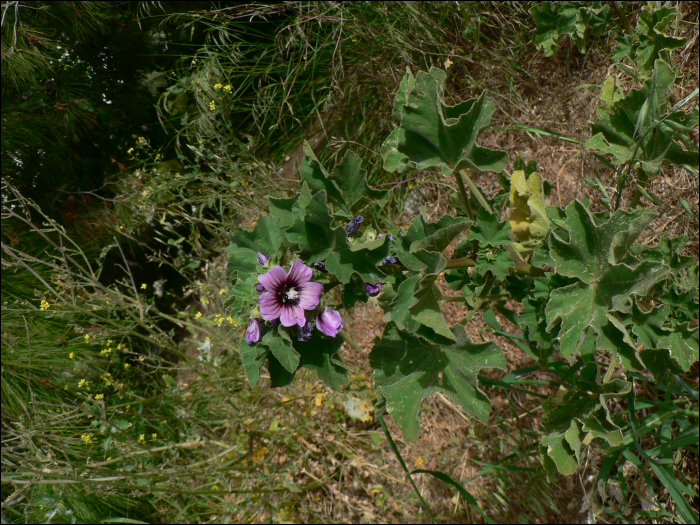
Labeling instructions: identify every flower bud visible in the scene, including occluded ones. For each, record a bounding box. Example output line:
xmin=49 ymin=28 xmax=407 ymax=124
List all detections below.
xmin=257 ymin=252 xmax=271 ymax=265
xmin=316 ymin=308 xmax=343 ymax=337
xmin=364 ymin=282 xmax=383 ymax=296
xmin=346 ymin=215 xmax=364 ymax=236
xmin=313 ymin=262 xmax=328 ymax=273
xmin=382 ymin=255 xmax=397 ymax=265
xmin=246 ymin=318 xmax=263 ymax=344
xmin=298 ymin=320 xmax=314 ymax=342
xmin=255 ymin=283 xmax=265 ymax=293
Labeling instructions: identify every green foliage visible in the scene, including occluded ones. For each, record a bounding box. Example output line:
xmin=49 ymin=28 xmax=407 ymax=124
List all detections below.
xmin=381 ymin=67 xmax=508 ymax=176
xmin=370 ymin=323 xmax=506 ymax=441
xmin=530 ymin=1 xmax=612 ymax=56
xmin=612 ymin=5 xmax=687 ymax=76
xmin=587 ymin=59 xmax=699 ymax=175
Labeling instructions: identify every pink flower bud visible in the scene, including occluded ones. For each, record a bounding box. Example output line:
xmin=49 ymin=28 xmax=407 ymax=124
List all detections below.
xmin=316 ymin=308 xmax=343 ymax=337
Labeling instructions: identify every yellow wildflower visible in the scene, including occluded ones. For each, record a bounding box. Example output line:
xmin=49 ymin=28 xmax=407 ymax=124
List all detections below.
xmin=141 ymin=283 xmax=147 ymax=290
xmin=215 ymin=314 xmax=224 ymax=327
xmin=69 ymin=352 xmax=75 ymax=359
xmin=78 ymin=379 xmax=89 ymax=389
xmin=85 ymin=334 xmax=90 ymax=343
xmin=205 ymin=336 xmax=210 ymax=342
xmin=100 ymin=348 xmax=111 ymax=356
xmin=40 ymin=300 xmax=50 ymax=311
xmin=124 ymin=363 xmax=131 ymax=370
xmin=209 ymin=100 xmax=216 ymax=111
xmin=138 ymin=136 xmax=146 ymax=144
xmin=152 ymin=433 xmax=157 ymax=439
xmin=195 ymin=312 xmax=202 ymax=320
xmin=227 ymin=316 xmax=235 ymax=325
xmin=138 ymin=434 xmax=147 ymax=445
xmin=223 ymin=84 xmax=232 ymax=93
xmin=81 ymin=433 xmax=94 ymax=444
xmin=214 ymin=83 xmax=222 ymax=90
xmin=200 ymin=296 xmax=209 ymax=305
xmin=128 ymin=147 xmax=134 ymax=154
xmin=95 ymin=394 xmax=104 ymax=400
xmin=219 ymin=288 xmax=227 ymax=295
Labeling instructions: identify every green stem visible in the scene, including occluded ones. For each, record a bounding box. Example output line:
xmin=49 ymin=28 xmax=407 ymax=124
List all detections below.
xmin=460 ymin=274 xmax=496 ymax=326
xmin=444 ymin=257 xmax=547 ymax=277
xmin=628 ymin=166 xmax=648 ymax=210
xmin=612 ymin=1 xmax=634 ymax=36
xmin=379 ymin=416 xmax=436 ymax=524
xmin=441 ymin=296 xmax=465 ymax=303
xmin=460 ymin=170 xmax=492 ymax=214
xmin=454 ymin=171 xmax=474 ymax=219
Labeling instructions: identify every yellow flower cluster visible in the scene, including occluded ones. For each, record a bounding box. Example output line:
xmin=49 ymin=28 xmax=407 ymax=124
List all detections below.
xmin=200 ymin=296 xmax=209 ymax=305
xmin=69 ymin=352 xmax=75 ymax=359
xmin=215 ymin=314 xmax=225 ymax=327
xmin=128 ymin=147 xmax=135 ymax=154
xmin=219 ymin=288 xmax=227 ymax=295
xmin=78 ymin=379 xmax=91 ymax=390
xmin=195 ymin=312 xmax=202 ymax=320
xmin=138 ymin=434 xmax=147 ymax=445
xmin=124 ymin=363 xmax=131 ymax=370
xmin=209 ymin=100 xmax=216 ymax=111
xmin=101 ymin=372 xmax=113 ymax=386
xmin=95 ymin=393 xmax=104 ymax=400
xmin=138 ymin=136 xmax=147 ymax=144
xmin=40 ymin=300 xmax=50 ymax=311
xmin=100 ymin=348 xmax=111 ymax=356
xmin=85 ymin=334 xmax=90 ymax=343
xmin=81 ymin=433 xmax=94 ymax=444
xmin=141 ymin=283 xmax=147 ymax=290
xmin=223 ymin=84 xmax=232 ymax=93
xmin=214 ymin=83 xmax=223 ymax=90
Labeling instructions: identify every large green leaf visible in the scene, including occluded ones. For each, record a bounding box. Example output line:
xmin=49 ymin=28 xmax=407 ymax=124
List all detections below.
xmin=544 ymin=201 xmax=669 ymax=362
xmin=263 ymin=329 xmax=300 ymax=374
xmin=409 ymin=274 xmax=455 ymax=341
xmin=381 ymin=67 xmax=508 ymax=176
xmin=587 ymin=60 xmax=699 ymax=175
xmin=231 ymin=214 xmax=284 ymax=259
xmin=328 ymin=149 xmax=387 ymax=213
xmin=325 ymin=233 xmax=390 ymax=284
xmin=293 ymin=331 xmax=347 ymax=390
xmin=469 ymin=208 xmax=512 ymax=248
xmin=370 ymin=323 xmax=506 ymax=441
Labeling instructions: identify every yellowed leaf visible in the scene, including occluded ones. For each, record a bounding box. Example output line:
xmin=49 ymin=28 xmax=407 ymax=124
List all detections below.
xmin=252 ymin=446 xmax=268 ymax=464
xmin=314 ymin=393 xmax=325 ymax=407
xmin=414 ymin=456 xmax=425 ymax=469
xmin=344 ymin=396 xmax=374 ymax=422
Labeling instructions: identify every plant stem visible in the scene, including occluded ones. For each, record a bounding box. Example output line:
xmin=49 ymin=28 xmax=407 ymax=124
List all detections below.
xmin=460 ymin=170 xmax=493 ymax=214
xmin=445 ymin=257 xmax=547 ymax=277
xmin=441 ymin=296 xmax=465 ymax=302
xmin=379 ymin=416 xmax=437 ymax=524
xmin=454 ymin=171 xmax=474 ymax=219
xmin=612 ymin=1 xmax=634 ymax=36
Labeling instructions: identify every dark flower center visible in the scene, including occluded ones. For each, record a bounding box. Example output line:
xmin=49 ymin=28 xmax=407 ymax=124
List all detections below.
xmin=280 ymin=284 xmax=299 ymax=304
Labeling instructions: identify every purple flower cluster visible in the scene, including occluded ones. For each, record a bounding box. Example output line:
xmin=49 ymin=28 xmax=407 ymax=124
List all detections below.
xmin=245 ymin=259 xmax=344 ymax=344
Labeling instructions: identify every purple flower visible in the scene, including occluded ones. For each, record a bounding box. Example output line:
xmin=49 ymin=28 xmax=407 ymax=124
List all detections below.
xmin=346 ymin=215 xmax=364 ymax=236
xmin=298 ymin=320 xmax=314 ymax=342
xmin=258 ymin=259 xmax=324 ymax=327
xmin=382 ymin=255 xmax=397 ymax=265
xmin=314 ymin=262 xmax=328 ymax=273
xmin=246 ymin=318 xmax=263 ymax=344
xmin=378 ymin=233 xmax=394 ymax=241
xmin=365 ymin=282 xmax=383 ymax=296
xmin=316 ymin=308 xmax=343 ymax=337
xmin=257 ymin=252 xmax=271 ymax=265
xmin=255 ymin=283 xmax=265 ymax=293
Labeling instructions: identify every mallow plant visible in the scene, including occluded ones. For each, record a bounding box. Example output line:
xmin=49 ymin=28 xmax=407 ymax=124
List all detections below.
xmin=227 ymin=61 xmax=698 ymax=519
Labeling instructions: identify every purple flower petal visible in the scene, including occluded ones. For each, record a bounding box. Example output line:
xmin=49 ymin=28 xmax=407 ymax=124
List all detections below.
xmin=287 ymin=259 xmax=312 ymax=286
xmin=257 ymin=252 xmax=271 ymax=265
xmin=246 ymin=318 xmax=263 ymax=344
xmin=259 ymin=265 xmax=286 ymax=293
xmin=280 ymin=303 xmax=305 ymax=327
xmin=316 ymin=308 xmax=343 ymax=337
xmin=296 ymin=281 xmax=324 ymax=310
xmin=259 ymin=292 xmax=282 ymax=320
